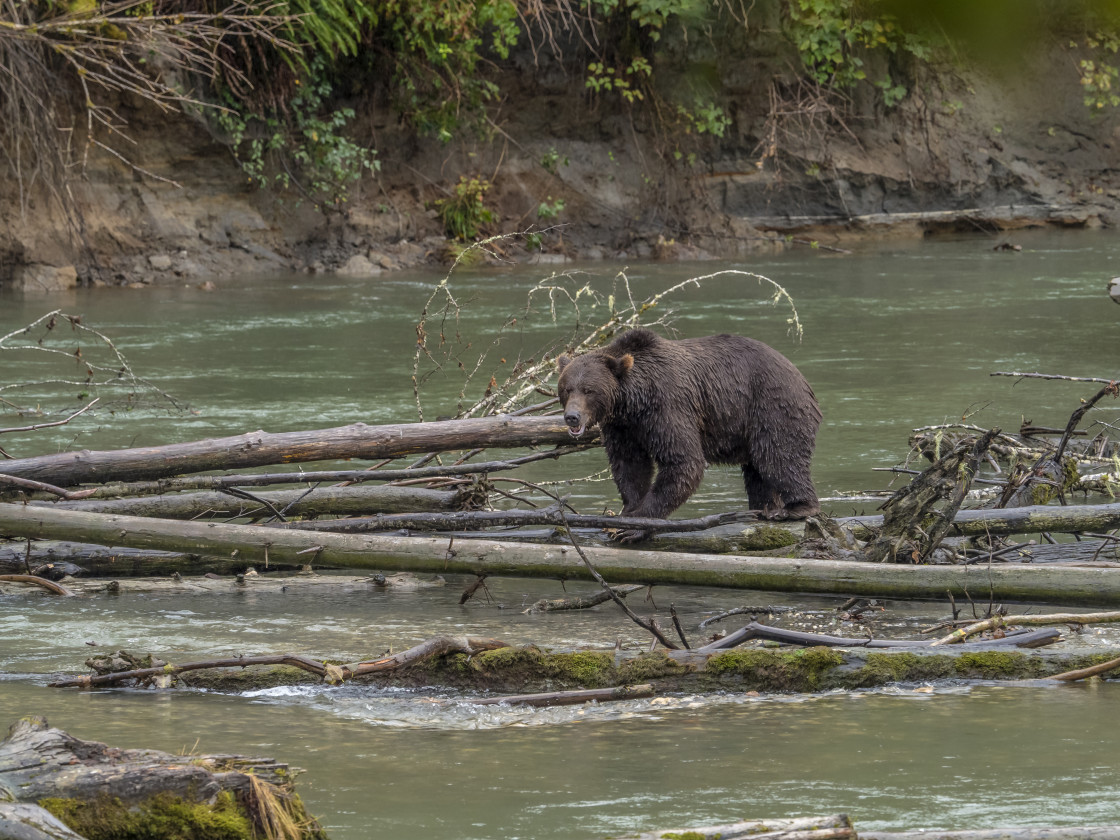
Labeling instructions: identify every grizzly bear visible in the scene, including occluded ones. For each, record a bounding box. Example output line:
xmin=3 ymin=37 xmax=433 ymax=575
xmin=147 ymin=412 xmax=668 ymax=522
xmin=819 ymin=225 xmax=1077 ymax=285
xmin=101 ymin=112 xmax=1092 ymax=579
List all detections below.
xmin=557 ymin=328 xmax=821 ymax=541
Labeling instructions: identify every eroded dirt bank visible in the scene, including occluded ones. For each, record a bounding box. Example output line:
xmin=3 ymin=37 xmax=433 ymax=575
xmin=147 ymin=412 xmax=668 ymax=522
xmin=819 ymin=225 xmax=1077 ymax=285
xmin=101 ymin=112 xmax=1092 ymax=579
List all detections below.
xmin=3 ymin=34 xmax=1120 ymax=291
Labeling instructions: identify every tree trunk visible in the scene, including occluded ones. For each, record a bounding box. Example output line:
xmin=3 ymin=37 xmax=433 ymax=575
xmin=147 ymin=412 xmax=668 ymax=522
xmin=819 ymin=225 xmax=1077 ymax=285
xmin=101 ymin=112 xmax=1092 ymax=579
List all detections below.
xmin=0 ymin=716 xmax=323 ymax=839
xmin=0 ymin=416 xmax=582 ymax=486
xmin=5 ymin=503 xmax=1120 ymax=605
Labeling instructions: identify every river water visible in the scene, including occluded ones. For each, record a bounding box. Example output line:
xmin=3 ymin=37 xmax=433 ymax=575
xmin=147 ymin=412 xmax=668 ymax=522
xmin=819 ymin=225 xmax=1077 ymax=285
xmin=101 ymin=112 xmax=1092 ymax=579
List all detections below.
xmin=2 ymin=229 xmax=1120 ymax=836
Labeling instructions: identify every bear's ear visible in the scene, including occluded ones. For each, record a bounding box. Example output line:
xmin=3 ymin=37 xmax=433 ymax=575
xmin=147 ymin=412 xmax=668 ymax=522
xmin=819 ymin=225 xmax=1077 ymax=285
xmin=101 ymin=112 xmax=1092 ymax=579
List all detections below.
xmin=557 ymin=354 xmax=573 ymax=374
xmin=605 ymin=353 xmax=634 ymax=378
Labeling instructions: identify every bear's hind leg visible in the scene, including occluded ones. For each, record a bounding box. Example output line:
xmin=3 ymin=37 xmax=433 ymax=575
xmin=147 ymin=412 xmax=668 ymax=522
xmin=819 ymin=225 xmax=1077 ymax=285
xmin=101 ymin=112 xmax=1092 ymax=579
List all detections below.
xmin=742 ymin=464 xmax=783 ymax=518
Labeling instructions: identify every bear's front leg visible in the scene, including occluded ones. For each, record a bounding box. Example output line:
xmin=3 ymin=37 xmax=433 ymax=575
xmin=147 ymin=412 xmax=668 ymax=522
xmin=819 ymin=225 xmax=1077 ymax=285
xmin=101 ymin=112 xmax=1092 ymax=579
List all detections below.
xmin=612 ymin=454 xmax=705 ymax=543
xmin=603 ymin=434 xmax=654 ymax=514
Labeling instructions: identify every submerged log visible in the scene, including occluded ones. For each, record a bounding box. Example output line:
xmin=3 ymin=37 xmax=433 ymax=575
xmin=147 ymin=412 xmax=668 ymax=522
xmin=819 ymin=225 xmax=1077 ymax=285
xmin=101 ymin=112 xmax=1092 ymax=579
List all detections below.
xmin=0 ymin=716 xmax=323 ymax=839
xmin=8 ymin=504 xmax=1120 ymax=605
xmin=0 ymin=415 xmax=584 ymax=487
xmin=0 ymin=541 xmax=265 ymax=577
xmin=623 ymin=814 xmax=856 ymax=840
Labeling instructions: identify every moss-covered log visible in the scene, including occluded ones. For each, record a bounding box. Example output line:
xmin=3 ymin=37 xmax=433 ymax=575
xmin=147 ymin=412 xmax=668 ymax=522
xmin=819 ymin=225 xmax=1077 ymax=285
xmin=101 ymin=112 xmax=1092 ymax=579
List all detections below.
xmin=6 ymin=503 xmax=1120 ymax=605
xmin=0 ymin=716 xmax=323 ymax=840
xmin=174 ymin=643 xmax=1120 ymax=696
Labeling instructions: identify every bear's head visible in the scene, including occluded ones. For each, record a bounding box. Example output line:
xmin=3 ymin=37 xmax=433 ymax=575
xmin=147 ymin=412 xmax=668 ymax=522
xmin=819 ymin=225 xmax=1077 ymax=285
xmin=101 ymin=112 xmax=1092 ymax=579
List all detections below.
xmin=556 ymin=350 xmax=633 ymax=436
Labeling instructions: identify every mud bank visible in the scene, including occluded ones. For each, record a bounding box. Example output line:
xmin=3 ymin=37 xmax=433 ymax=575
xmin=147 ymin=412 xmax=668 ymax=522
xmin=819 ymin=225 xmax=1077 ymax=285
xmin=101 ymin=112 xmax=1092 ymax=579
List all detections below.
xmin=3 ymin=36 xmax=1119 ymax=291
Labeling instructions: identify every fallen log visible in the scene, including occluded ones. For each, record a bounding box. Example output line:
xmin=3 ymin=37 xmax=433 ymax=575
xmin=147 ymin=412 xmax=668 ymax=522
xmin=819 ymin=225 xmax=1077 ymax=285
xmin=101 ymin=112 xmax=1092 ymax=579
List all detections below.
xmin=31 ymin=483 xmax=468 ymax=520
xmin=0 ymin=541 xmax=265 ymax=577
xmin=0 ymin=802 xmax=87 ymax=840
xmin=0 ymin=415 xmax=585 ymax=486
xmin=50 ymin=444 xmax=595 ymax=500
xmin=842 ymin=502 xmax=1120 ymax=539
xmin=701 ymin=621 xmax=1061 ymax=651
xmin=8 ymin=504 xmax=1120 ymax=605
xmin=0 ymin=716 xmax=323 ymax=839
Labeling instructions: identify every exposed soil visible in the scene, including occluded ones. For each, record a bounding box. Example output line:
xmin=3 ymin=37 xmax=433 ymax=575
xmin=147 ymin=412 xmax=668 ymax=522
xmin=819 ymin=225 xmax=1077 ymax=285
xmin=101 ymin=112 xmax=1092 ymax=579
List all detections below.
xmin=3 ymin=39 xmax=1120 ymax=291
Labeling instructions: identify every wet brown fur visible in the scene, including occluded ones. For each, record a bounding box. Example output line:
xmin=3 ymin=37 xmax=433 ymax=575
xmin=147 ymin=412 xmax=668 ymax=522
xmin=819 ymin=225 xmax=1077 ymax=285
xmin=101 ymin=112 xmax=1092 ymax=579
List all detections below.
xmin=557 ymin=328 xmax=821 ymax=533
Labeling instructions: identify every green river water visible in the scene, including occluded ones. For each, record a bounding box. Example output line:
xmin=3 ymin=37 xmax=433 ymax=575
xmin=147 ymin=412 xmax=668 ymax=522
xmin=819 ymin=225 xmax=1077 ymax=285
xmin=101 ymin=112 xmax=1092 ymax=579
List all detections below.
xmin=2 ymin=229 xmax=1120 ymax=837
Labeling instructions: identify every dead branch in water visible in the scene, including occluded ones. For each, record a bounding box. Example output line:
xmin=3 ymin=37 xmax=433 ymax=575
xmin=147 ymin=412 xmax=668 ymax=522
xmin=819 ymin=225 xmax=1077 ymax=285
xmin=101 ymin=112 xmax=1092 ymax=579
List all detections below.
xmin=929 ymin=609 xmax=1120 ymax=646
xmin=522 ymin=584 xmax=644 ymax=613
xmin=0 ymin=574 xmax=75 ymax=596
xmin=557 ymin=509 xmax=679 ymax=650
xmin=698 ymin=621 xmax=1061 ymax=652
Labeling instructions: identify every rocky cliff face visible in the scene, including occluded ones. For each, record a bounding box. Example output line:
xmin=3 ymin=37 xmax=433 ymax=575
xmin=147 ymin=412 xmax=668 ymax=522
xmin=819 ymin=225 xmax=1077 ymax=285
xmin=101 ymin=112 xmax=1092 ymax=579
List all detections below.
xmin=3 ymin=39 xmax=1119 ymax=291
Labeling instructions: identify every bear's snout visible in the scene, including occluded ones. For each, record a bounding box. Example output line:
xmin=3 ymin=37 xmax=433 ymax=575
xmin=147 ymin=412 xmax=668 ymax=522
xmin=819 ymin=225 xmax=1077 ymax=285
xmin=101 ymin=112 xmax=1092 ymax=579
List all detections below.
xmin=563 ymin=409 xmax=586 ymax=437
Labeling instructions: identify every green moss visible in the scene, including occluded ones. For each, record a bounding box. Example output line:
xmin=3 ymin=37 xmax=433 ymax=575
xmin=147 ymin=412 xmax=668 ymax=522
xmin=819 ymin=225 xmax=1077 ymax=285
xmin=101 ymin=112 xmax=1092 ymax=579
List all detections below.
xmin=617 ymin=651 xmax=689 ymax=684
xmin=547 ymin=651 xmax=615 ymax=687
xmin=40 ymin=791 xmax=252 ymax=840
xmin=953 ymin=651 xmax=1046 ymax=679
xmin=179 ymin=664 xmax=316 ymax=691
xmin=744 ymin=524 xmax=800 ymax=550
xmin=661 ymin=833 xmax=710 ymax=840
xmin=845 ymin=652 xmax=955 ymax=687
xmin=704 ymin=646 xmax=844 ymax=691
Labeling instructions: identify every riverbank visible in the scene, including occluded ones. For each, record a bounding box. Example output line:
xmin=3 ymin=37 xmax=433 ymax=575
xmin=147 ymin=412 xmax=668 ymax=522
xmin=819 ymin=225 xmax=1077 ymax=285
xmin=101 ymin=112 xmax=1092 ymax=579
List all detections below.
xmin=3 ymin=13 xmax=1120 ymax=292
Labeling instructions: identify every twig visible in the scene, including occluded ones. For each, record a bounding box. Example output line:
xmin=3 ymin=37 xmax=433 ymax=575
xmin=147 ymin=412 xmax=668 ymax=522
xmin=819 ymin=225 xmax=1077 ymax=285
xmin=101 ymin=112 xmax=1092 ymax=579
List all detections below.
xmin=0 ymin=474 xmax=97 ymax=500
xmin=697 ymin=605 xmax=804 ymax=629
xmin=991 ymin=371 xmax=1119 ymax=385
xmin=669 ymin=604 xmax=691 ymax=649
xmin=0 ymin=398 xmax=100 ymax=436
xmin=556 ymin=509 xmax=677 ymax=650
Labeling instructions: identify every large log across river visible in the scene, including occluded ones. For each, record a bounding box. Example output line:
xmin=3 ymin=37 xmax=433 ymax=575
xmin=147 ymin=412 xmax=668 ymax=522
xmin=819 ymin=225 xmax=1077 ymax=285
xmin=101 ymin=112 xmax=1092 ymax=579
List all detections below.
xmin=0 ymin=416 xmax=577 ymax=486
xmin=3 ymin=503 xmax=1120 ymax=605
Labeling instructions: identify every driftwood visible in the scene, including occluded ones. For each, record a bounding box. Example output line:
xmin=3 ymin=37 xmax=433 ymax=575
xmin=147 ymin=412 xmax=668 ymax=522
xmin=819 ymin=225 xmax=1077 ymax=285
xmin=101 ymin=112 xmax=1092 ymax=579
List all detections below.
xmin=0 ymin=415 xmax=584 ymax=487
xmin=0 ymin=716 xmax=322 ymax=838
xmin=0 ymin=801 xmax=87 ymax=840
xmin=523 ymin=584 xmax=644 ymax=613
xmin=47 ymin=445 xmax=595 ymax=500
xmin=700 ymin=621 xmax=1061 ymax=651
xmin=929 ymin=610 xmax=1120 ymax=646
xmin=278 ymin=508 xmax=753 ymax=534
xmin=8 ymin=504 xmax=1120 ymax=605
xmin=0 ymin=574 xmax=75 ymax=596
xmin=622 ymin=813 xmax=856 ymax=840
xmin=28 ymin=484 xmax=470 ymax=520
xmin=862 ymin=430 xmax=998 ymax=563
xmin=843 ymin=502 xmax=1120 ymax=539
xmin=0 ymin=541 xmax=275 ymax=577
xmin=50 ymin=635 xmax=511 ymax=688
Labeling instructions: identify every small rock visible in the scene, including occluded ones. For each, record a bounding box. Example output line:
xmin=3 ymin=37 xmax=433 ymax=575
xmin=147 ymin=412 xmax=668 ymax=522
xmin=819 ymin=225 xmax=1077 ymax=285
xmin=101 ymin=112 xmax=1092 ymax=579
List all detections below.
xmin=335 ymin=254 xmax=382 ymax=276
xmin=148 ymin=254 xmax=173 ymax=271
xmin=1110 ymin=277 xmax=1120 ymax=304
